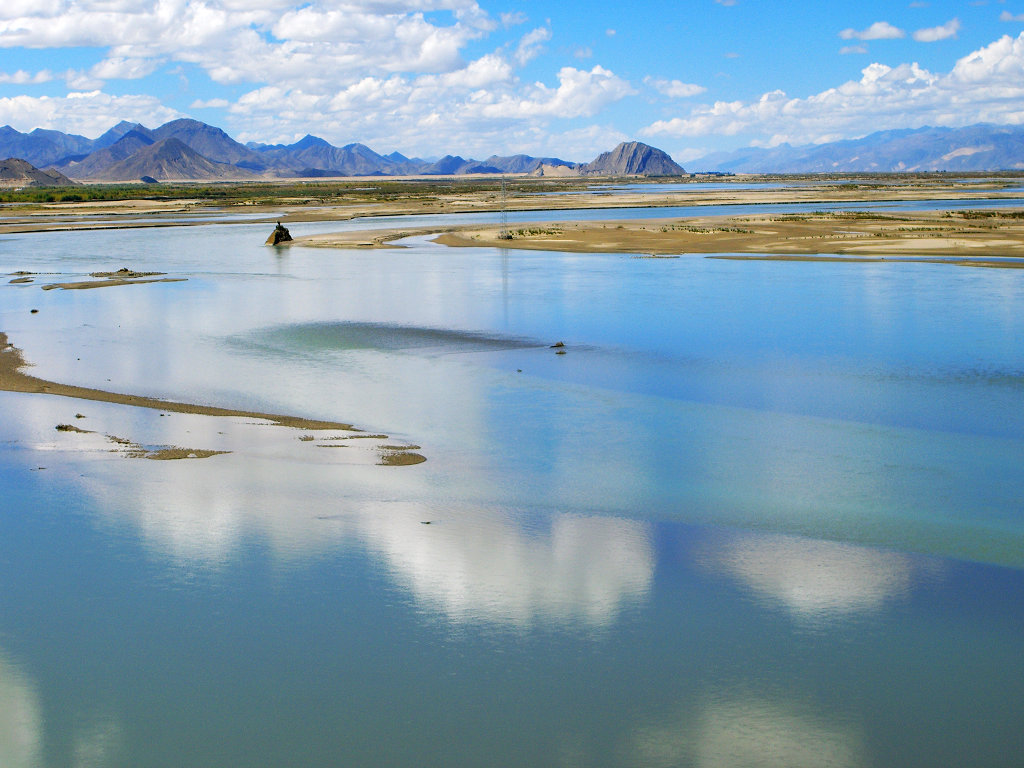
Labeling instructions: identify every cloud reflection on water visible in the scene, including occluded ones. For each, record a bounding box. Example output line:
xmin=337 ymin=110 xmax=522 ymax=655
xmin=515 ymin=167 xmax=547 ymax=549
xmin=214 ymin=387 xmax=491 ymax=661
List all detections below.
xmin=23 ymin=394 xmax=657 ymax=627
xmin=353 ymin=504 xmax=653 ymax=626
xmin=0 ymin=653 xmax=42 ymax=768
xmin=632 ymin=694 xmax=865 ymax=768
xmin=696 ymin=530 xmax=924 ymax=621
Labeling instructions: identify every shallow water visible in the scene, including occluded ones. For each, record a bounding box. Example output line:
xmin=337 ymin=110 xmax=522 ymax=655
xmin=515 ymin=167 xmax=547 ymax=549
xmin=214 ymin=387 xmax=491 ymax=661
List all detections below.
xmin=1 ymin=209 xmax=1022 ymax=766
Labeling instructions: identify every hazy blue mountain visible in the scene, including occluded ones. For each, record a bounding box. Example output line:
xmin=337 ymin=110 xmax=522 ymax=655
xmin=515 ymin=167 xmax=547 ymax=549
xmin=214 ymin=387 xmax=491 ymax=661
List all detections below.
xmin=697 ymin=124 xmax=1024 ymax=173
xmin=3 ymin=117 xmax=684 ymax=180
xmin=483 ymin=154 xmax=575 ymax=173
xmin=0 ymin=125 xmax=94 ymax=168
xmin=94 ymin=121 xmax=151 ymax=150
xmin=421 ymin=155 xmax=471 ymax=174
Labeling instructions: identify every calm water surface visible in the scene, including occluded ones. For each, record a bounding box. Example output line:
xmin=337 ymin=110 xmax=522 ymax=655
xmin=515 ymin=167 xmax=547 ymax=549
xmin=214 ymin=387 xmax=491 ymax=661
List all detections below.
xmin=1 ymin=208 xmax=1022 ymax=767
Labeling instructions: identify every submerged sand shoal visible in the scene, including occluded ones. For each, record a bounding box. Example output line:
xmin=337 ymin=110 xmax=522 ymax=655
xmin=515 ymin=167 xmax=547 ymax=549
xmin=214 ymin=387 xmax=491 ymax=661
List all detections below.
xmin=0 ymin=332 xmax=426 ymax=465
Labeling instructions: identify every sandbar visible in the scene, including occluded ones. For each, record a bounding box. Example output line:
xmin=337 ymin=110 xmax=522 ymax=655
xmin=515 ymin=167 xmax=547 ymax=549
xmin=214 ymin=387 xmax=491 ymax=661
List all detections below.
xmin=427 ymin=209 xmax=1024 ymax=266
xmin=0 ymin=332 xmax=426 ymax=465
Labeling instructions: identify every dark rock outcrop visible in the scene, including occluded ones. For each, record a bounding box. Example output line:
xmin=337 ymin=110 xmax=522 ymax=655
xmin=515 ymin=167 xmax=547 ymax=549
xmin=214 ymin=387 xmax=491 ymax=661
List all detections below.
xmin=266 ymin=222 xmax=292 ymax=245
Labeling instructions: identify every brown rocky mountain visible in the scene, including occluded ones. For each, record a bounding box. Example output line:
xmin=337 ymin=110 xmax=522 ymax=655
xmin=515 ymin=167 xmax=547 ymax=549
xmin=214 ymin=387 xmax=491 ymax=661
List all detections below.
xmin=55 ymin=130 xmax=155 ymax=180
xmin=579 ymin=141 xmax=686 ymax=176
xmin=95 ymin=137 xmax=258 ymax=181
xmin=0 ymin=157 xmax=76 ymax=187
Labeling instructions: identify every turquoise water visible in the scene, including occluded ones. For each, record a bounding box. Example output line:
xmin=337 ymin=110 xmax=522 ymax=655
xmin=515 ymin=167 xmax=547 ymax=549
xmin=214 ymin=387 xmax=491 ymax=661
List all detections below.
xmin=1 ymin=212 xmax=1022 ymax=766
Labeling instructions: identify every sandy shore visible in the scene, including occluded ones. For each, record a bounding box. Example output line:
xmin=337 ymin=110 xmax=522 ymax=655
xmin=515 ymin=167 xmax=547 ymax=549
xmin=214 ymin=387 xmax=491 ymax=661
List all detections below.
xmin=426 ymin=209 xmax=1024 ymax=266
xmin=0 ymin=332 xmax=426 ymax=465
xmin=4 ymin=175 xmax=1024 ymax=235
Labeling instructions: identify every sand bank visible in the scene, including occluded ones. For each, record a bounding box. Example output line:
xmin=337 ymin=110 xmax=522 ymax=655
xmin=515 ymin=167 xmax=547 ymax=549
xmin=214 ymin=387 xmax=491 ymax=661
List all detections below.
xmin=428 ymin=210 xmax=1024 ymax=266
xmin=0 ymin=332 xmax=426 ymax=465
xmin=5 ymin=176 xmax=1024 ymax=235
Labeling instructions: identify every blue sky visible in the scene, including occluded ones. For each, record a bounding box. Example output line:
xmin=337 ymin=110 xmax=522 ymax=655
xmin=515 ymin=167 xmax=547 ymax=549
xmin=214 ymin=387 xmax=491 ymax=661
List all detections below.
xmin=2 ymin=0 xmax=1024 ymax=163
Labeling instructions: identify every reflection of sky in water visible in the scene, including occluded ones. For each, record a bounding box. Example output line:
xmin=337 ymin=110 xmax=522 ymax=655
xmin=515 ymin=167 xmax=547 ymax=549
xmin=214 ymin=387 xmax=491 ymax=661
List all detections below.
xmin=696 ymin=531 xmax=919 ymax=620
xmin=633 ymin=694 xmax=865 ymax=768
xmin=0 ymin=652 xmax=42 ymax=768
xmin=2 ymin=206 xmax=1024 ymax=765
xmin=3 ymin=220 xmax=1024 ymax=568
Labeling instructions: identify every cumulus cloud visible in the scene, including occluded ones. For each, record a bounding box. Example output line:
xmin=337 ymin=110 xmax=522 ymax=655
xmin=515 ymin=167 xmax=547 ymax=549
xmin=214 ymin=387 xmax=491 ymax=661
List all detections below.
xmin=190 ymin=97 xmax=229 ymax=108
xmin=0 ymin=0 xmax=643 ymax=156
xmin=645 ymin=77 xmax=707 ymax=98
xmin=839 ymin=21 xmax=906 ymax=40
xmin=0 ymin=1 xmax=496 ymax=87
xmin=0 ymin=69 xmax=53 ymax=84
xmin=89 ymin=56 xmax=163 ymax=81
xmin=1001 ymin=11 xmax=1024 ymax=22
xmin=466 ymin=65 xmax=635 ymax=119
xmin=0 ymin=92 xmax=181 ymax=136
xmin=839 ymin=44 xmax=868 ymax=55
xmin=642 ymin=32 xmax=1024 ymax=146
xmin=514 ymin=26 xmax=551 ymax=66
xmin=914 ymin=18 xmax=960 ymax=42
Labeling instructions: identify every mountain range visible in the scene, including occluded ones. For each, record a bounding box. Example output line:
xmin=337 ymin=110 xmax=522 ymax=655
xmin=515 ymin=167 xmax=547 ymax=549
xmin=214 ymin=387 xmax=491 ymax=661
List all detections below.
xmin=0 ymin=119 xmax=685 ymax=183
xmin=695 ymin=124 xmax=1024 ymax=173
xmin=5 ymin=118 xmax=1021 ymax=183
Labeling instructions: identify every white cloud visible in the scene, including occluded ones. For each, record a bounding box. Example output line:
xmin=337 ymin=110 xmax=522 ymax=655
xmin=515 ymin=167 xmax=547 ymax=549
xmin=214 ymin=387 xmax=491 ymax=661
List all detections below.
xmin=0 ymin=92 xmax=181 ymax=137
xmin=89 ymin=56 xmax=163 ymax=81
xmin=839 ymin=21 xmax=906 ymax=40
xmin=1000 ymin=10 xmax=1024 ymax=21
xmin=645 ymin=77 xmax=707 ymax=98
xmin=715 ymin=0 xmax=738 ymax=5
xmin=513 ymin=26 xmax=551 ymax=66
xmin=913 ymin=18 xmax=960 ymax=42
xmin=64 ymin=70 xmax=106 ymax=91
xmin=642 ymin=32 xmax=1024 ymax=146
xmin=500 ymin=10 xmax=527 ymax=27
xmin=839 ymin=44 xmax=868 ymax=54
xmin=468 ymin=65 xmax=635 ymax=119
xmin=190 ymin=97 xmax=229 ymax=108
xmin=0 ymin=1 xmax=497 ymax=88
xmin=0 ymin=69 xmax=53 ymax=84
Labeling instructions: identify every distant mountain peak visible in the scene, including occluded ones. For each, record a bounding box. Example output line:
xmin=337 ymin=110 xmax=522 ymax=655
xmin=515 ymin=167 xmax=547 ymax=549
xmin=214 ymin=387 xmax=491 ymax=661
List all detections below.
xmin=581 ymin=141 xmax=685 ymax=176
xmin=290 ymin=134 xmax=331 ymax=150
xmin=0 ymin=157 xmax=76 ymax=187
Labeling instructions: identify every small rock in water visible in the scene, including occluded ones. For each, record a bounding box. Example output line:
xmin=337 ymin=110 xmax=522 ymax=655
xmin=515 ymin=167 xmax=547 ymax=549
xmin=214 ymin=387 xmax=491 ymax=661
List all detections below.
xmin=266 ymin=222 xmax=293 ymax=245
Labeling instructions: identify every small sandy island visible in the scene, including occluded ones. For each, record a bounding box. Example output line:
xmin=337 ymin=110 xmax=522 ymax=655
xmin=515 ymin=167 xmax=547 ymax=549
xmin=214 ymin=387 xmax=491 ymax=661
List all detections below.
xmin=428 ymin=209 xmax=1024 ymax=267
xmin=0 ymin=332 xmax=425 ymax=465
